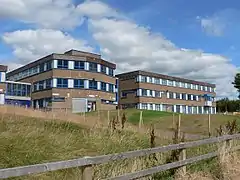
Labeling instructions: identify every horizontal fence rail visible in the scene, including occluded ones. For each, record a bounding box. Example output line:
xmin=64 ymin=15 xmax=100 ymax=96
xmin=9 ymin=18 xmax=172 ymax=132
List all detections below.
xmin=1 ymin=134 xmax=240 ymax=179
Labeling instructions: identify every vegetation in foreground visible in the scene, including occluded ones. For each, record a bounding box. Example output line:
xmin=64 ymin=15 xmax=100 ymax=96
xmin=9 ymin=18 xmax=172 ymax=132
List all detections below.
xmin=91 ymin=108 xmax=240 ymax=136
xmin=1 ymin=112 xmax=240 ymax=179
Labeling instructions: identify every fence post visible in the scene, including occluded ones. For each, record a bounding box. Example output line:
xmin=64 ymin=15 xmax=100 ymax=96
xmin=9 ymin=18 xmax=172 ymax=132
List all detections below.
xmin=107 ymin=110 xmax=110 ymax=124
xmin=172 ymin=113 xmax=175 ymax=129
xmin=139 ymin=111 xmax=143 ymax=128
xmin=81 ymin=165 xmax=93 ymax=180
xmin=83 ymin=111 xmax=86 ymax=122
xmin=179 ymin=148 xmax=187 ymax=175
xmin=177 ymin=114 xmax=181 ymax=139
xmin=208 ymin=113 xmax=211 ymax=137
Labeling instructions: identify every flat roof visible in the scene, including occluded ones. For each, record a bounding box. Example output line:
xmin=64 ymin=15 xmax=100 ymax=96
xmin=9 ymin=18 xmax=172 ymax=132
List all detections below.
xmin=0 ymin=65 xmax=8 ymax=72
xmin=7 ymin=50 xmax=116 ymax=77
xmin=116 ymin=70 xmax=216 ymax=88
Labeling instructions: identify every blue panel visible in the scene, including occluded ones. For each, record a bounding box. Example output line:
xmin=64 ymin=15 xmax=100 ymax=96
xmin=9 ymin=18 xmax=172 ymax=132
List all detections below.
xmin=5 ymin=99 xmax=31 ymax=107
xmin=0 ymin=72 xmax=2 ymax=82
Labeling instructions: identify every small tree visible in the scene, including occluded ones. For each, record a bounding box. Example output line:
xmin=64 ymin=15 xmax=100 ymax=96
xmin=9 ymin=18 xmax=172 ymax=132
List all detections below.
xmin=232 ymin=73 xmax=240 ymax=99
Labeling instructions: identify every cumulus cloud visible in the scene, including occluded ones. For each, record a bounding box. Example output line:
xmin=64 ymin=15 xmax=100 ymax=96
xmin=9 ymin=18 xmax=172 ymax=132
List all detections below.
xmin=0 ymin=0 xmax=82 ymax=29
xmin=88 ymin=17 xmax=237 ymax=97
xmin=2 ymin=29 xmax=93 ymax=64
xmin=0 ymin=1 xmax=238 ymax=98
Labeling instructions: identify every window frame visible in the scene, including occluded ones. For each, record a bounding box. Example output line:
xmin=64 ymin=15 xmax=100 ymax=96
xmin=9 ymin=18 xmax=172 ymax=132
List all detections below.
xmin=57 ymin=60 xmax=68 ymax=69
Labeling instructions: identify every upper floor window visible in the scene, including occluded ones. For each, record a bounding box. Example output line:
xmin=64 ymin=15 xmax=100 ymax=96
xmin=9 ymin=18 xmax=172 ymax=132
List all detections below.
xmin=162 ymin=79 xmax=167 ymax=85
xmin=187 ymin=83 xmax=191 ymax=89
xmin=101 ymin=82 xmax=107 ymax=91
xmin=39 ymin=64 xmax=45 ymax=73
xmin=141 ymin=76 xmax=147 ymax=82
xmin=89 ymin=80 xmax=97 ymax=89
xmin=168 ymin=80 xmax=173 ymax=86
xmin=182 ymin=93 xmax=187 ymax=100
xmin=155 ymin=78 xmax=160 ymax=84
xmin=57 ymin=78 xmax=68 ymax=88
xmin=74 ymin=61 xmax=85 ymax=70
xmin=57 ymin=60 xmax=68 ymax=69
xmin=46 ymin=61 xmax=52 ymax=71
xmin=109 ymin=84 xmax=114 ymax=93
xmin=74 ymin=79 xmax=84 ymax=88
xmin=39 ymin=81 xmax=44 ymax=90
xmin=175 ymin=81 xmax=180 ymax=87
xmin=46 ymin=79 xmax=52 ymax=89
xmin=169 ymin=92 xmax=174 ymax=99
xmin=142 ymin=89 xmax=148 ymax=96
xmin=33 ymin=83 xmax=38 ymax=92
xmin=101 ymin=65 xmax=106 ymax=73
xmin=176 ymin=93 xmax=181 ymax=99
xmin=109 ymin=68 xmax=114 ymax=76
xmin=89 ymin=62 xmax=97 ymax=72
xmin=149 ymin=90 xmax=153 ymax=96
xmin=149 ymin=77 xmax=153 ymax=83
xmin=192 ymin=84 xmax=196 ymax=90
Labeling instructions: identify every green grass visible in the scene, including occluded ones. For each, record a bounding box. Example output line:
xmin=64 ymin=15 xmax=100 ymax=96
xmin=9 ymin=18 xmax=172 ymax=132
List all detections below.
xmin=0 ymin=113 xmax=152 ymax=179
xmin=1 ymin=111 xmax=240 ymax=179
xmin=111 ymin=109 xmax=240 ymax=136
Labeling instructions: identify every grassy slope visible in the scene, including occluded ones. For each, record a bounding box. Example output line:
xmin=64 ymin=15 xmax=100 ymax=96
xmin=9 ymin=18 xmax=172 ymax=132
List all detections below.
xmin=99 ymin=109 xmax=240 ymax=136
xmin=1 ymin=110 xmax=239 ymax=179
xmin=0 ymin=114 xmax=152 ymax=179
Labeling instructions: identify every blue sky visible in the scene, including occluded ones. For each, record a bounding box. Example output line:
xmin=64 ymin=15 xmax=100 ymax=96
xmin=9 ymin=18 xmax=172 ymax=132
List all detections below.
xmin=0 ymin=0 xmax=239 ymax=98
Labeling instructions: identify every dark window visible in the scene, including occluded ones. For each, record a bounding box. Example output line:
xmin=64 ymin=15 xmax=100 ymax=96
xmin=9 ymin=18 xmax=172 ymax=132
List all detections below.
xmin=46 ymin=79 xmax=52 ymax=89
xmin=33 ymin=83 xmax=38 ymax=92
xmin=162 ymin=79 xmax=167 ymax=85
xmin=26 ymin=85 xmax=31 ymax=96
xmin=89 ymin=62 xmax=97 ymax=72
xmin=101 ymin=82 xmax=107 ymax=91
xmin=182 ymin=93 xmax=187 ymax=100
xmin=89 ymin=80 xmax=97 ymax=89
xmin=193 ymin=95 xmax=197 ymax=101
xmin=39 ymin=64 xmax=45 ymax=73
xmin=101 ymin=65 xmax=106 ymax=73
xmin=149 ymin=90 xmax=153 ymax=96
xmin=39 ymin=81 xmax=44 ymax=90
xmin=155 ymin=91 xmax=160 ymax=97
xmin=57 ymin=60 xmax=68 ymax=69
xmin=57 ymin=78 xmax=68 ymax=88
xmin=141 ymin=76 xmax=147 ymax=82
xmin=74 ymin=61 xmax=85 ymax=70
xmin=176 ymin=93 xmax=181 ymax=99
xmin=188 ymin=94 xmax=192 ymax=100
xmin=46 ymin=61 xmax=52 ymax=70
xmin=142 ymin=89 xmax=148 ymax=96
xmin=52 ymin=96 xmax=65 ymax=102
xmin=109 ymin=84 xmax=114 ymax=92
xmin=109 ymin=68 xmax=114 ymax=76
xmin=74 ymin=79 xmax=84 ymax=88
xmin=169 ymin=92 xmax=174 ymax=99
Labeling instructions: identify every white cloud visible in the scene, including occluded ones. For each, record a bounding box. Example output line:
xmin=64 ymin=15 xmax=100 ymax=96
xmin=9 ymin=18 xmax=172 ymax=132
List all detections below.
xmin=0 ymin=0 xmax=82 ymax=29
xmin=88 ymin=17 xmax=237 ymax=98
xmin=77 ymin=0 xmax=120 ymax=18
xmin=0 ymin=1 xmax=238 ymax=98
xmin=0 ymin=0 xmax=122 ymax=30
xmin=2 ymin=29 xmax=93 ymax=64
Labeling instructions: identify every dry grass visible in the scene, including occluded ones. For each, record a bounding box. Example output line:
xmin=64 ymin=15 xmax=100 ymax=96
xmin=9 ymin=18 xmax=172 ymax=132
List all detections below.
xmin=2 ymin=106 xmax=240 ymax=179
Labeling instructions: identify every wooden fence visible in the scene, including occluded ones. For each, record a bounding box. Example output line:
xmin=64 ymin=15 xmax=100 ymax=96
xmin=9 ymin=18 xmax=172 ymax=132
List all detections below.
xmin=1 ymin=134 xmax=240 ymax=180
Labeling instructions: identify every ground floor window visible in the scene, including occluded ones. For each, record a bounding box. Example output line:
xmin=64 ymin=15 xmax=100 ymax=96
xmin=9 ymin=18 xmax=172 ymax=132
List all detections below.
xmin=142 ymin=103 xmax=148 ymax=110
